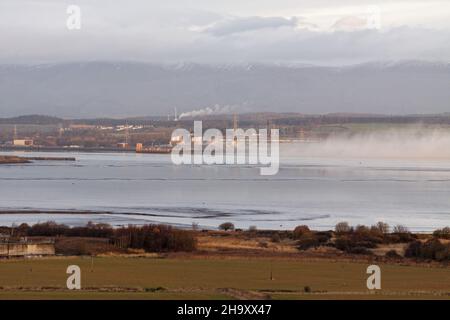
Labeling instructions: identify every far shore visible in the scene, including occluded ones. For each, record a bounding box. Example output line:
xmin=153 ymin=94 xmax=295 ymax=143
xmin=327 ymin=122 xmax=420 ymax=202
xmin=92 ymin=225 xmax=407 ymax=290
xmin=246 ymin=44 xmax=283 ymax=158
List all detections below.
xmin=0 ymin=209 xmax=438 ymax=234
xmin=0 ymin=155 xmax=30 ymax=164
xmin=0 ymin=155 xmax=75 ymax=164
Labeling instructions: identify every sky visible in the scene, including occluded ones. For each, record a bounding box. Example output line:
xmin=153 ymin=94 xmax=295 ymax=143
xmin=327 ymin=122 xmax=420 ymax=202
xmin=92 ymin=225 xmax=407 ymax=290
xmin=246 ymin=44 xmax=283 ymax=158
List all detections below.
xmin=1 ymin=0 xmax=450 ymax=65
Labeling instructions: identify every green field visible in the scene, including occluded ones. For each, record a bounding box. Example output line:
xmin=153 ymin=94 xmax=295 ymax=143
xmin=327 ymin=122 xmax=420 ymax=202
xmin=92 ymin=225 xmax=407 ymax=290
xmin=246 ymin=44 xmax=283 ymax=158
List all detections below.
xmin=0 ymin=257 xmax=449 ymax=299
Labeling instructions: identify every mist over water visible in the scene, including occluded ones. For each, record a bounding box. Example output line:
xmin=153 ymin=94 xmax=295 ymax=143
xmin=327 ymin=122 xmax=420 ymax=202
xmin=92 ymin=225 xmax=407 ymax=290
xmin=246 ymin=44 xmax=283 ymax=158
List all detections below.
xmin=283 ymin=128 xmax=450 ymax=160
xmin=0 ymin=130 xmax=450 ymax=232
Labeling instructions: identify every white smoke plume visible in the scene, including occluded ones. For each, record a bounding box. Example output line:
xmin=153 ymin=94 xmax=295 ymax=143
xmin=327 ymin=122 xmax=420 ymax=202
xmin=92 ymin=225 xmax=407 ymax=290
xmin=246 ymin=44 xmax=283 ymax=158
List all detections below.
xmin=178 ymin=104 xmax=237 ymax=119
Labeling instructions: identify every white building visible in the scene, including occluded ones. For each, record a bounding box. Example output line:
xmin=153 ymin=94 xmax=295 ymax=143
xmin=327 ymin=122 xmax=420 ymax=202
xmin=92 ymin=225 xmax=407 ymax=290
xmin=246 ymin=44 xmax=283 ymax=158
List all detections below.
xmin=13 ymin=139 xmax=34 ymax=146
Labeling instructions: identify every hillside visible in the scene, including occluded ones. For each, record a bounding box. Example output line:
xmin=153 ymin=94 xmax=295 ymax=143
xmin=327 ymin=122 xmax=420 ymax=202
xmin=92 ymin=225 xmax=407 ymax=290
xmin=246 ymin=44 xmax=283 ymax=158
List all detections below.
xmin=1 ymin=61 xmax=450 ymax=118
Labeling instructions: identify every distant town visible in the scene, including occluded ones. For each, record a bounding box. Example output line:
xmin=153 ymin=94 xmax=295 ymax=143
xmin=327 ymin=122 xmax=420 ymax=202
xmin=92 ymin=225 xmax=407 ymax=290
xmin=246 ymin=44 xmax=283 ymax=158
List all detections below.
xmin=1 ymin=113 xmax=450 ymax=154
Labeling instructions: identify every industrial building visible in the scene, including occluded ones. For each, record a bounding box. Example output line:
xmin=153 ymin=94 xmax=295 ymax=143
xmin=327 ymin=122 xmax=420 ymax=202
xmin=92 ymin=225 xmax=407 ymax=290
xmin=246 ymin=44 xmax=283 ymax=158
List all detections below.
xmin=0 ymin=238 xmax=55 ymax=258
xmin=13 ymin=139 xmax=34 ymax=146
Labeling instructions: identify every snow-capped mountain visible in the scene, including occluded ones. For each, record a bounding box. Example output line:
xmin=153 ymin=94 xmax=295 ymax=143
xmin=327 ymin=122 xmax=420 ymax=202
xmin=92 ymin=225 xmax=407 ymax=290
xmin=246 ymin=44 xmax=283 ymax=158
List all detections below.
xmin=0 ymin=61 xmax=449 ymax=117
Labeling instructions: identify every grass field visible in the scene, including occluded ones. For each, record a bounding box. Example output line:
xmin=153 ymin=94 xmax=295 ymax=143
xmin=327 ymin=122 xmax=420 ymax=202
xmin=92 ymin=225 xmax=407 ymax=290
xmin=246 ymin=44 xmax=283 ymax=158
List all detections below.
xmin=0 ymin=256 xmax=449 ymax=299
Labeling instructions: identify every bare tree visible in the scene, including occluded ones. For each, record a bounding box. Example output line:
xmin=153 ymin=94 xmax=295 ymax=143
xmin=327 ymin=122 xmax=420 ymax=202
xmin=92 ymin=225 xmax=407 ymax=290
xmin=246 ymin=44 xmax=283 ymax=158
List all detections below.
xmin=373 ymin=221 xmax=390 ymax=234
xmin=393 ymin=224 xmax=409 ymax=234
xmin=335 ymin=222 xmax=351 ymax=234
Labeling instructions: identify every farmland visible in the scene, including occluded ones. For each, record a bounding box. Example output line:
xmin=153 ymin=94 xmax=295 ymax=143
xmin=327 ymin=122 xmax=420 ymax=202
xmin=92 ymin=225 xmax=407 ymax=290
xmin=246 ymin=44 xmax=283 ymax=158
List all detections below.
xmin=0 ymin=256 xmax=449 ymax=299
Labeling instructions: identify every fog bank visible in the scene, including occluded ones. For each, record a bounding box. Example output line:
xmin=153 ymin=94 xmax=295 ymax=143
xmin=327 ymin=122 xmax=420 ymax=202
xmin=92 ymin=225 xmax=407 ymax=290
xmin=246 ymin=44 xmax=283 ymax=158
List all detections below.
xmin=284 ymin=128 xmax=450 ymax=159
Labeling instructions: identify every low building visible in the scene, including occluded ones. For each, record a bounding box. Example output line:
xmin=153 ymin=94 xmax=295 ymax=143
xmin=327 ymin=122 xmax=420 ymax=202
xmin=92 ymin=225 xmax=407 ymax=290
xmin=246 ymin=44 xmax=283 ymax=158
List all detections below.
xmin=170 ymin=135 xmax=184 ymax=145
xmin=13 ymin=139 xmax=34 ymax=146
xmin=0 ymin=239 xmax=55 ymax=257
xmin=117 ymin=142 xmax=129 ymax=149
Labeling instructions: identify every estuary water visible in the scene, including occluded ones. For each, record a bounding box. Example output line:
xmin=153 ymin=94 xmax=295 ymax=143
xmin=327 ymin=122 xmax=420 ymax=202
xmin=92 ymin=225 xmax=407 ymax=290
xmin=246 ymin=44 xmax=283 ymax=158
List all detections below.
xmin=0 ymin=148 xmax=449 ymax=231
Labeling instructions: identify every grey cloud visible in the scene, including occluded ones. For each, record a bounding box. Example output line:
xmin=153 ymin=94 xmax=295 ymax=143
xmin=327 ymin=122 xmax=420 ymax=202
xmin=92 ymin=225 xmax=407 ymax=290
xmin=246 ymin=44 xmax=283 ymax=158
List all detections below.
xmin=174 ymin=26 xmax=450 ymax=65
xmin=203 ymin=16 xmax=299 ymax=36
xmin=0 ymin=1 xmax=449 ymax=64
xmin=332 ymin=16 xmax=369 ymax=30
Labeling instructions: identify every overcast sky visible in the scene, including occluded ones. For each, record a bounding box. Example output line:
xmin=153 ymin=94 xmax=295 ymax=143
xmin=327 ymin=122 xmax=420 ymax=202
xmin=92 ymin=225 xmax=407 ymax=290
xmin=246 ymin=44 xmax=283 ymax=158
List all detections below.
xmin=1 ymin=0 xmax=450 ymax=64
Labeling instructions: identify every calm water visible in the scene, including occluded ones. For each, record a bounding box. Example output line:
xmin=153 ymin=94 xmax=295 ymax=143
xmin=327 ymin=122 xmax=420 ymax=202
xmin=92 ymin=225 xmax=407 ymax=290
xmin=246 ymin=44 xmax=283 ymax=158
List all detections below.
xmin=0 ymin=149 xmax=449 ymax=231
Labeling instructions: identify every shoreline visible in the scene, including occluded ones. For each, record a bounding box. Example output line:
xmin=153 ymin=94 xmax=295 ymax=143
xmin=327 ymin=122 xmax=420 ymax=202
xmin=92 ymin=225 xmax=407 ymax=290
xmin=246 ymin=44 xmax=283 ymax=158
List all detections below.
xmin=0 ymin=209 xmax=437 ymax=233
xmin=1 ymin=146 xmax=171 ymax=154
xmin=0 ymin=155 xmax=30 ymax=164
xmin=0 ymin=155 xmax=76 ymax=164
xmin=0 ymin=145 xmax=135 ymax=153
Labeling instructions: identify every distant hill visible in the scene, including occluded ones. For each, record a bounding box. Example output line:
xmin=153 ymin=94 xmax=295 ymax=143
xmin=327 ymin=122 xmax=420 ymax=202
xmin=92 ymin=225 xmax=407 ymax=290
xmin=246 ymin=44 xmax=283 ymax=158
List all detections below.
xmin=1 ymin=112 xmax=450 ymax=127
xmin=0 ymin=115 xmax=64 ymax=125
xmin=1 ymin=61 xmax=450 ymax=118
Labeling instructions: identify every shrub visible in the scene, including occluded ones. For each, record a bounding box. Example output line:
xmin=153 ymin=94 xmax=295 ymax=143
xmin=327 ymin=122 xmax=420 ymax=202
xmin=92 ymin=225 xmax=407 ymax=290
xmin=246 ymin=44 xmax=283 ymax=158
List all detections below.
xmin=353 ymin=225 xmax=383 ymax=244
xmin=355 ymin=225 xmax=370 ymax=234
xmin=115 ymin=225 xmax=197 ymax=252
xmin=297 ymin=231 xmax=331 ymax=251
xmin=334 ymin=236 xmax=352 ymax=251
xmin=433 ymin=227 xmax=450 ymax=239
xmin=297 ymin=236 xmax=320 ymax=250
xmin=334 ymin=234 xmax=377 ymax=254
xmin=10 ymin=221 xmax=197 ymax=253
xmin=27 ymin=221 xmax=70 ymax=236
xmin=55 ymin=238 xmax=89 ymax=255
xmin=348 ymin=247 xmax=373 ymax=255
xmin=258 ymin=241 xmax=269 ymax=248
xmin=24 ymin=221 xmax=115 ymax=238
xmin=404 ymin=241 xmax=422 ymax=258
xmin=15 ymin=223 xmax=31 ymax=236
xmin=219 ymin=222 xmax=235 ymax=231
xmin=271 ymin=233 xmax=281 ymax=243
xmin=405 ymin=239 xmax=450 ymax=261
xmin=314 ymin=231 xmax=333 ymax=243
xmin=333 ymin=223 xmax=382 ymax=254
xmin=385 ymin=250 xmax=401 ymax=259
xmin=293 ymin=225 xmax=311 ymax=239
xmin=54 ymin=237 xmax=116 ymax=256
xmin=391 ymin=225 xmax=415 ymax=243
xmin=145 ymin=287 xmax=166 ymax=292
xmin=66 ymin=222 xmax=114 ymax=238
xmin=435 ymin=246 xmax=450 ymax=261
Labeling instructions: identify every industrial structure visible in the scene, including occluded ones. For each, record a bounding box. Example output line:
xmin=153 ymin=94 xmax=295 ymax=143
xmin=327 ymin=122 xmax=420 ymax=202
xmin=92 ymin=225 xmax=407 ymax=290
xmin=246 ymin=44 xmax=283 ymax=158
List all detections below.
xmin=0 ymin=238 xmax=55 ymax=258
xmin=13 ymin=139 xmax=34 ymax=146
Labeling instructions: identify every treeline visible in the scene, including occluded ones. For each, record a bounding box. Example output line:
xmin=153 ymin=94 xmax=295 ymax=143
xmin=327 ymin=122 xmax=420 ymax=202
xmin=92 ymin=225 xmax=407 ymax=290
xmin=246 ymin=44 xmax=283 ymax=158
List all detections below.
xmin=332 ymin=222 xmax=415 ymax=255
xmin=405 ymin=227 xmax=450 ymax=262
xmin=3 ymin=221 xmax=196 ymax=252
xmin=405 ymin=239 xmax=450 ymax=262
xmin=114 ymin=225 xmax=197 ymax=252
xmin=291 ymin=221 xmax=417 ymax=254
xmin=289 ymin=222 xmax=450 ymax=261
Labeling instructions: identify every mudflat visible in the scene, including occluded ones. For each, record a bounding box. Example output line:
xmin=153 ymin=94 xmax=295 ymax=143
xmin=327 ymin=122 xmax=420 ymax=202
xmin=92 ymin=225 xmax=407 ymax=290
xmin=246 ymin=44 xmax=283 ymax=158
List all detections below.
xmin=0 ymin=155 xmax=30 ymax=164
xmin=0 ymin=155 xmax=75 ymax=164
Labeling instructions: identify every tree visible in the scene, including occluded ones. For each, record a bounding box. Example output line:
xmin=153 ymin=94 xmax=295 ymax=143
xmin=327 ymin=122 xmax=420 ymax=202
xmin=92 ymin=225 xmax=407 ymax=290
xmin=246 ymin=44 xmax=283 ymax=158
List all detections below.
xmin=372 ymin=221 xmax=390 ymax=234
xmin=293 ymin=225 xmax=311 ymax=239
xmin=433 ymin=227 xmax=450 ymax=239
xmin=393 ymin=225 xmax=409 ymax=234
xmin=335 ymin=222 xmax=351 ymax=234
xmin=219 ymin=222 xmax=235 ymax=231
